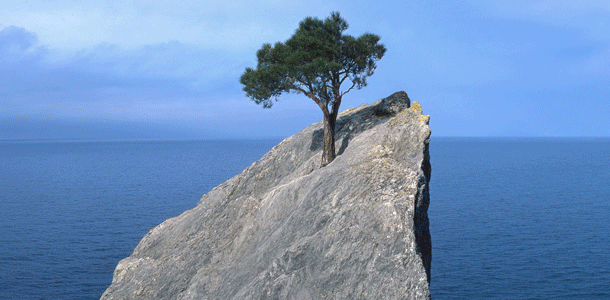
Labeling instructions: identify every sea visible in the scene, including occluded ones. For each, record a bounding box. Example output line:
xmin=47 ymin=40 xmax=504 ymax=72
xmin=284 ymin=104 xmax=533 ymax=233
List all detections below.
xmin=0 ymin=137 xmax=608 ymax=299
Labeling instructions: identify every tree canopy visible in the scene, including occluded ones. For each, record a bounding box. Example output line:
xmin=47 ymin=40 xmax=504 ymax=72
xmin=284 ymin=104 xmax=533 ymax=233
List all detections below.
xmin=240 ymin=12 xmax=386 ymax=166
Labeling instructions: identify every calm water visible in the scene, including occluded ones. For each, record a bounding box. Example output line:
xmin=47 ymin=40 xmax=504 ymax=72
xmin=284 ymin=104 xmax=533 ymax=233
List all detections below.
xmin=1 ymin=138 xmax=609 ymax=299
xmin=0 ymin=139 xmax=280 ymax=299
xmin=429 ymin=138 xmax=610 ymax=299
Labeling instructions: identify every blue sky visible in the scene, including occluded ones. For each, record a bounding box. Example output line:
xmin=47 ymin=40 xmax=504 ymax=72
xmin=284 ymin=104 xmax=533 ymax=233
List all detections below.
xmin=1 ymin=0 xmax=609 ymax=140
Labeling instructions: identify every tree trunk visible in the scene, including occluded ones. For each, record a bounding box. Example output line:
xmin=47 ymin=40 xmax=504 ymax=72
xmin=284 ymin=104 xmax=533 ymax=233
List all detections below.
xmin=320 ymin=113 xmax=337 ymax=167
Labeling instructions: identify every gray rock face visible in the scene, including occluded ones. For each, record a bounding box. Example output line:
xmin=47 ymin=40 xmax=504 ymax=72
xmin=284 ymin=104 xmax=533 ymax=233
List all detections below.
xmin=101 ymin=91 xmax=432 ymax=300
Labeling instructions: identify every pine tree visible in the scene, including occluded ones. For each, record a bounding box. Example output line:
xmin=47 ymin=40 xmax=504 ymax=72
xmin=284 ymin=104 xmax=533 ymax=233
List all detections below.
xmin=240 ymin=12 xmax=386 ymax=166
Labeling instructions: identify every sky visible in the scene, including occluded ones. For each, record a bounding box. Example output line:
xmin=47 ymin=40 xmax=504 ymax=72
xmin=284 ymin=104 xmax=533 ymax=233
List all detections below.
xmin=1 ymin=0 xmax=609 ymax=140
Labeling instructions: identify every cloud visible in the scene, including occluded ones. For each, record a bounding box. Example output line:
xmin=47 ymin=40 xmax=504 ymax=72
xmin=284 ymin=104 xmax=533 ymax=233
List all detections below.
xmin=0 ymin=0 xmax=325 ymax=50
xmin=2 ymin=1 xmax=609 ymax=139
xmin=0 ymin=26 xmax=38 ymax=53
xmin=0 ymin=26 xmax=250 ymax=121
xmin=0 ymin=26 xmax=47 ymax=67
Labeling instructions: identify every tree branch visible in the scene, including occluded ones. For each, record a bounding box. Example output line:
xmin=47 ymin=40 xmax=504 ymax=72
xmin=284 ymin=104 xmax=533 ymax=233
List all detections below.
xmin=295 ymin=82 xmax=328 ymax=115
xmin=340 ymin=80 xmax=358 ymax=97
xmin=339 ymin=67 xmax=352 ymax=85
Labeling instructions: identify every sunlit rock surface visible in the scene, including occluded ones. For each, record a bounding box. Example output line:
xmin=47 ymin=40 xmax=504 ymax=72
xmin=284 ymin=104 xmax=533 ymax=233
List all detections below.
xmin=101 ymin=91 xmax=432 ymax=300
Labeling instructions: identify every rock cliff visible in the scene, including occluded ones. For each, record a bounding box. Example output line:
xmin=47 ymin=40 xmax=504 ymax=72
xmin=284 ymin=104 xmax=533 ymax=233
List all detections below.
xmin=101 ymin=91 xmax=432 ymax=300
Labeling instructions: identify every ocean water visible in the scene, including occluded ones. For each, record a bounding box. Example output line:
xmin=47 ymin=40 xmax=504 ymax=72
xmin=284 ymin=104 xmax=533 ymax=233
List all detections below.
xmin=1 ymin=138 xmax=609 ymax=299
xmin=0 ymin=139 xmax=280 ymax=299
xmin=429 ymin=138 xmax=610 ymax=299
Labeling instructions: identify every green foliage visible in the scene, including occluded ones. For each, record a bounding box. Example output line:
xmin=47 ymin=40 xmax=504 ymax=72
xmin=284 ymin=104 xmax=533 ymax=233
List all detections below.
xmin=240 ymin=12 xmax=386 ymax=111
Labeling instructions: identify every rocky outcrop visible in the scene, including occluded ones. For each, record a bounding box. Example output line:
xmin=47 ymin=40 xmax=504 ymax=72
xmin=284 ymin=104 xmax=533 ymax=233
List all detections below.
xmin=101 ymin=91 xmax=432 ymax=300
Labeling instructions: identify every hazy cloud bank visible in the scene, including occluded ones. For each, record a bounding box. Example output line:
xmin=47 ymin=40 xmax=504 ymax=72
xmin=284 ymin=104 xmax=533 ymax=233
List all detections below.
xmin=2 ymin=0 xmax=609 ymax=139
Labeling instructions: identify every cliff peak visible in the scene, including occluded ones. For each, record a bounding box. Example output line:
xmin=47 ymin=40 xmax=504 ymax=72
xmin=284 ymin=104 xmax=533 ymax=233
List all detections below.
xmin=102 ymin=91 xmax=432 ymax=300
